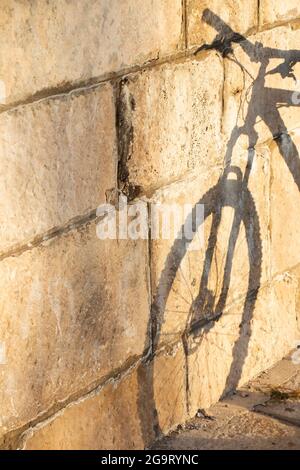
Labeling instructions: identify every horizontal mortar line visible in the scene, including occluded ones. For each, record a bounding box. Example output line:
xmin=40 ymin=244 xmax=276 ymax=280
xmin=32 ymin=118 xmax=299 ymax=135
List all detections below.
xmin=151 ymin=337 xmax=185 ymax=359
xmin=257 ymin=126 xmax=300 ymax=148
xmin=2 ymin=336 xmax=183 ymax=448
xmin=0 ymin=208 xmax=97 ymax=263
xmin=18 ymin=339 xmax=184 ymax=448
xmin=271 ymin=261 xmax=300 ymax=280
xmin=11 ymin=350 xmax=150 ymax=449
xmin=156 ymin=289 xmax=261 ymax=351
xmin=155 ymin=267 xmax=300 ymax=352
xmin=2 ymin=271 xmax=298 ymax=444
xmin=221 ymin=266 xmax=300 ymax=311
xmin=257 ymin=16 xmax=300 ymax=33
xmin=1 ymin=19 xmax=298 ymax=115
xmin=0 ymin=165 xmax=224 ymax=264
xmin=1 ymin=181 xmax=299 ymax=271
xmin=0 ymin=48 xmax=194 ymax=116
xmin=137 ymin=165 xmax=225 ymax=201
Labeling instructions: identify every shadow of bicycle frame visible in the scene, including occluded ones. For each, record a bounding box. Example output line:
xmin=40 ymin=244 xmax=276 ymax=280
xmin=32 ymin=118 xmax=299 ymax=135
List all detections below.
xmin=137 ymin=9 xmax=300 ymax=445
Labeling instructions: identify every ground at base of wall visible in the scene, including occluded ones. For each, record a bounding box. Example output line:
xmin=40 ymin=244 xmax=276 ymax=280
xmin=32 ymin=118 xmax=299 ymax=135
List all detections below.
xmin=152 ymin=354 xmax=300 ymax=450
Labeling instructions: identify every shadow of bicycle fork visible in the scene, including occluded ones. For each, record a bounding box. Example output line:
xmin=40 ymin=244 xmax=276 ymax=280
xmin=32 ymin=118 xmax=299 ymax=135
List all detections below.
xmin=137 ymin=9 xmax=300 ymax=445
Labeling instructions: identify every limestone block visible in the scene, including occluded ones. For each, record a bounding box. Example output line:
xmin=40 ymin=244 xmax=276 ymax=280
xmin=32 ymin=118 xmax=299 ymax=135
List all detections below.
xmin=187 ymin=1 xmax=258 ymax=48
xmin=150 ymin=169 xmax=221 ymax=347
xmin=23 ymin=366 xmax=150 ymax=450
xmin=118 ymin=54 xmax=223 ymax=195
xmin=0 ymin=220 xmax=150 ymax=439
xmin=152 ymin=343 xmax=187 ymax=433
xmin=150 ymin=151 xmax=270 ymax=348
xmin=269 ymin=129 xmax=300 ymax=275
xmin=22 ymin=344 xmax=186 ymax=450
xmin=260 ymin=1 xmax=300 ymax=27
xmin=0 ymin=83 xmax=116 ymax=253
xmin=187 ymin=276 xmax=298 ymax=416
xmin=0 ymin=0 xmax=183 ymax=106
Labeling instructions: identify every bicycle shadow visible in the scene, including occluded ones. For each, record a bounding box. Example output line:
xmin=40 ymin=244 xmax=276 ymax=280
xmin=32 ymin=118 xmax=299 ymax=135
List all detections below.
xmin=137 ymin=9 xmax=300 ymax=446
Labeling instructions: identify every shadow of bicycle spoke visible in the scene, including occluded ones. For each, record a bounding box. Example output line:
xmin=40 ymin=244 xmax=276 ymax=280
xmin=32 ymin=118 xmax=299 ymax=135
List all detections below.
xmin=137 ymin=8 xmax=300 ymax=446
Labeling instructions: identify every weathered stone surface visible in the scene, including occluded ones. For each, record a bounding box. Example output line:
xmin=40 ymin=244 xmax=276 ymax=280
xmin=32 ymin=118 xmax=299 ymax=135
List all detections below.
xmin=154 ymin=358 xmax=300 ymax=450
xmin=151 ymin=343 xmax=187 ymax=433
xmin=223 ymin=27 xmax=300 ymax=146
xmin=0 ymin=0 xmax=183 ymax=106
xmin=187 ymin=1 xmax=258 ymax=48
xmin=154 ymin=400 xmax=300 ymax=450
xmin=211 ymin=145 xmax=271 ymax=289
xmin=0 ymin=220 xmax=150 ymax=439
xmin=22 ymin=344 xmax=186 ymax=450
xmin=187 ymin=277 xmax=298 ymax=416
xmin=241 ymin=276 xmax=298 ymax=380
xmin=22 ymin=366 xmax=149 ymax=450
xmin=150 ymin=169 xmax=221 ymax=347
xmin=269 ymin=129 xmax=300 ymax=275
xmin=0 ymin=84 xmax=116 ymax=253
xmin=150 ymin=147 xmax=270 ymax=348
xmin=260 ymin=1 xmax=300 ymax=27
xmin=118 ymin=54 xmax=223 ymax=195
xmin=1 ymin=0 xmax=300 ymax=451
xmin=250 ymin=356 xmax=300 ymax=392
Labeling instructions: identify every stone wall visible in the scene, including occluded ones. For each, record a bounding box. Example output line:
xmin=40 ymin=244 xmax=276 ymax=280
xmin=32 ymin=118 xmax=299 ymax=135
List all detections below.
xmin=0 ymin=0 xmax=300 ymax=449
